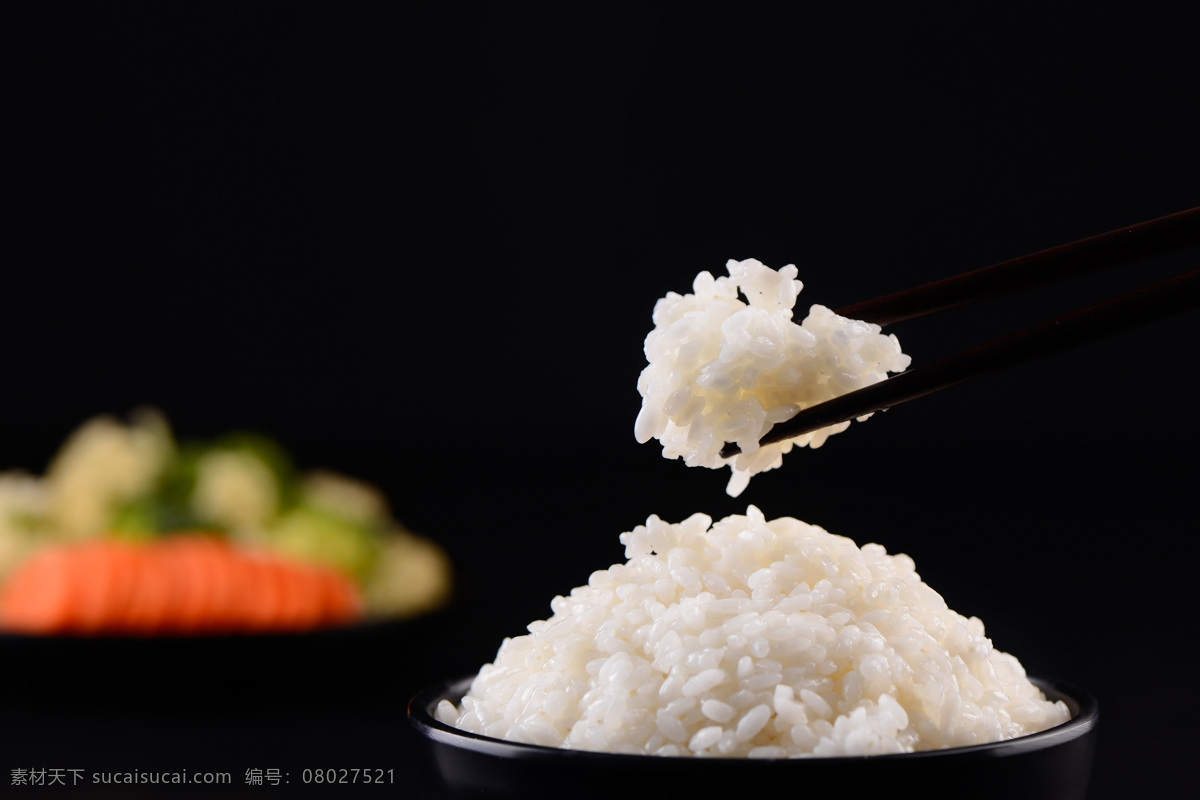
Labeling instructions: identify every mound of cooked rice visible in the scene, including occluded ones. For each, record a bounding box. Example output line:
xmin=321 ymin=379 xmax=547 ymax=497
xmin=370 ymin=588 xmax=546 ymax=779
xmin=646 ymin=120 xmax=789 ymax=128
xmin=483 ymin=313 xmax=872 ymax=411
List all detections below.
xmin=635 ymin=259 xmax=910 ymax=496
xmin=438 ymin=508 xmax=1068 ymax=757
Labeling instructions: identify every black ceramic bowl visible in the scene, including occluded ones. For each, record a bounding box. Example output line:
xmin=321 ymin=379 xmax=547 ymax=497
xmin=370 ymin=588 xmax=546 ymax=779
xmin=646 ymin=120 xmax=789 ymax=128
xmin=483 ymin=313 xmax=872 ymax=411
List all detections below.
xmin=409 ymin=675 xmax=1098 ymax=800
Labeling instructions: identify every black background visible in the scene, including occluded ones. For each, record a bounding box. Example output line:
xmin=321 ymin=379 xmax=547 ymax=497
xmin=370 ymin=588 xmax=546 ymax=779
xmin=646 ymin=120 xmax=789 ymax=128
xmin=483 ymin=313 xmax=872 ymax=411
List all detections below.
xmin=3 ymin=3 xmax=1199 ymax=798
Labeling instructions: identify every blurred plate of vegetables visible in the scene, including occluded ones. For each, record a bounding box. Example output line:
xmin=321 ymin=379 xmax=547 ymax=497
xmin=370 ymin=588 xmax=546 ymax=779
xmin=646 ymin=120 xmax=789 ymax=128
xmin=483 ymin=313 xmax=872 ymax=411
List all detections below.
xmin=0 ymin=409 xmax=452 ymax=636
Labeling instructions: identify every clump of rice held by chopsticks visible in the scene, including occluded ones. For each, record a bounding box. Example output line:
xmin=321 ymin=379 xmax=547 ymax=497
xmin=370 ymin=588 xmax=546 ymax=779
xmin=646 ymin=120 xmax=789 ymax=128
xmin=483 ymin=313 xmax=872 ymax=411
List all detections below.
xmin=635 ymin=259 xmax=910 ymax=496
xmin=439 ymin=508 xmax=1069 ymax=756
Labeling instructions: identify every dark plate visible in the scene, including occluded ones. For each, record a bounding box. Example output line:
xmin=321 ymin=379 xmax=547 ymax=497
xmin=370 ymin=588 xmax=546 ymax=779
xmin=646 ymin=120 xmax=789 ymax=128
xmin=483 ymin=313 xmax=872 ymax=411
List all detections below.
xmin=3 ymin=608 xmax=460 ymax=713
xmin=2 ymin=609 xmax=470 ymax=799
xmin=409 ymin=675 xmax=1099 ymax=800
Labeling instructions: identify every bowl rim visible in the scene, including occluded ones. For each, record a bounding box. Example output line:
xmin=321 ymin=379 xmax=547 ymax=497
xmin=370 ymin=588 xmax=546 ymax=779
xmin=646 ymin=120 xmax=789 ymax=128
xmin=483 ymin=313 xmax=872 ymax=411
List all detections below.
xmin=409 ymin=674 xmax=1098 ymax=764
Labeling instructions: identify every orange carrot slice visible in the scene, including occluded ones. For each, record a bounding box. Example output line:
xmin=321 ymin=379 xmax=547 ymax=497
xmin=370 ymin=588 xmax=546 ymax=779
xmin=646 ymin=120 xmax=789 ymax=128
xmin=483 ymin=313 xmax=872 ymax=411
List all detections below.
xmin=123 ymin=546 xmax=166 ymax=633
xmin=277 ymin=560 xmax=318 ymax=631
xmin=192 ymin=537 xmax=240 ymax=633
xmin=317 ymin=568 xmax=362 ymax=626
xmin=62 ymin=541 xmax=107 ymax=633
xmin=0 ymin=536 xmax=366 ymax=635
xmin=98 ymin=542 xmax=141 ymax=633
xmin=0 ymin=548 xmax=78 ymax=634
xmin=155 ymin=539 xmax=198 ymax=633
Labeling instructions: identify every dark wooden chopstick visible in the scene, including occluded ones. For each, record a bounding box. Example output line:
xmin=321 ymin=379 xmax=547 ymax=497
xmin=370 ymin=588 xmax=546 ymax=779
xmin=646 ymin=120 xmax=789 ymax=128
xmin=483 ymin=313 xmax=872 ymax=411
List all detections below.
xmin=836 ymin=206 xmax=1200 ymax=326
xmin=719 ymin=266 xmax=1200 ymax=458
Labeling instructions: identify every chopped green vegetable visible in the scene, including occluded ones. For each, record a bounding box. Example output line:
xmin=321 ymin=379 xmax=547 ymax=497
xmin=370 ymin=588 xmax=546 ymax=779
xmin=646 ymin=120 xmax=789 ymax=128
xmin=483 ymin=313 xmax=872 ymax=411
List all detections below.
xmin=266 ymin=505 xmax=381 ymax=581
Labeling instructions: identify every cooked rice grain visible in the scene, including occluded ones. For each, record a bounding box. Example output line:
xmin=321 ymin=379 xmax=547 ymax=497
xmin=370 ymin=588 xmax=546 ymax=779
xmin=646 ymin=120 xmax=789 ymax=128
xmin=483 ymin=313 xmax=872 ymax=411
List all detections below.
xmin=635 ymin=260 xmax=910 ymax=496
xmin=439 ymin=508 xmax=1068 ymax=757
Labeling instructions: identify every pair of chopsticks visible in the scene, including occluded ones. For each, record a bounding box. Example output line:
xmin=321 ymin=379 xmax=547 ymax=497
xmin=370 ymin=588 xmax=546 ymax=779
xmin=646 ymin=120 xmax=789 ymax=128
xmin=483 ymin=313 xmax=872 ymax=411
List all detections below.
xmin=719 ymin=206 xmax=1200 ymax=459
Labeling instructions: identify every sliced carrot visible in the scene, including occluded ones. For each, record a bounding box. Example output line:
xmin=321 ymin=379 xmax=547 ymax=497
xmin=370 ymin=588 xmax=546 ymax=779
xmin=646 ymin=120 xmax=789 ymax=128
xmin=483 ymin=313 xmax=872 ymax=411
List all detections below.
xmin=178 ymin=537 xmax=225 ymax=633
xmin=316 ymin=568 xmax=362 ymax=627
xmin=204 ymin=538 xmax=240 ymax=631
xmin=0 ymin=554 xmax=40 ymax=628
xmin=195 ymin=537 xmax=244 ymax=633
xmin=150 ymin=541 xmax=187 ymax=633
xmin=308 ymin=569 xmax=335 ymax=626
xmin=247 ymin=554 xmax=286 ymax=631
xmin=59 ymin=541 xmax=104 ymax=632
xmin=154 ymin=539 xmax=198 ymax=633
xmin=124 ymin=546 xmax=169 ymax=634
xmin=0 ymin=548 xmax=79 ymax=634
xmin=97 ymin=542 xmax=141 ymax=633
xmin=0 ymin=535 xmax=366 ymax=635
xmin=276 ymin=560 xmax=318 ymax=631
xmin=256 ymin=559 xmax=291 ymax=630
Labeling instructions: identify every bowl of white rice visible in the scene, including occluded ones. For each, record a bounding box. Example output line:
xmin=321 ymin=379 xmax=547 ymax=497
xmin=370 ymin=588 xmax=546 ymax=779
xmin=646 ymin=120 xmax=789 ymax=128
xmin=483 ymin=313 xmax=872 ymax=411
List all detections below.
xmin=408 ymin=509 xmax=1098 ymax=799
